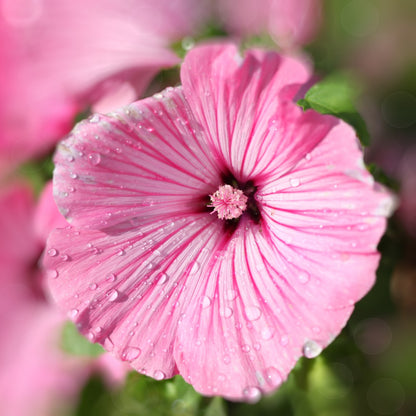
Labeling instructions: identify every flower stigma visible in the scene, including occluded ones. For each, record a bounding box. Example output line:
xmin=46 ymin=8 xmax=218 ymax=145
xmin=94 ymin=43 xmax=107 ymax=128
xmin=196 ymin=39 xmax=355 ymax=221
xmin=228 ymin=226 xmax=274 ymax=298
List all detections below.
xmin=208 ymin=184 xmax=248 ymax=220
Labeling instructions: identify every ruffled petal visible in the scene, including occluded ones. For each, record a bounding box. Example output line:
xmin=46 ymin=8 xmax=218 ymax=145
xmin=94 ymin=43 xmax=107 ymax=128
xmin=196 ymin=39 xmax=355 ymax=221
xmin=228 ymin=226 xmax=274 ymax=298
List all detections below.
xmin=256 ymin=120 xmax=395 ymax=305
xmin=53 ymin=87 xmax=220 ymax=229
xmin=181 ymin=43 xmax=313 ymax=182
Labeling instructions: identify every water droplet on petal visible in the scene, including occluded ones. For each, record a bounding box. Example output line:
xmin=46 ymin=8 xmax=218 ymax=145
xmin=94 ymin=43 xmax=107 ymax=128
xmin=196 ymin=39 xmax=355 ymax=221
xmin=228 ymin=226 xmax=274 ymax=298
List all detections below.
xmin=190 ymin=262 xmax=200 ymax=274
xmin=201 ymin=296 xmax=212 ymax=308
xmin=47 ymin=269 xmax=59 ymax=279
xmin=117 ymin=249 xmax=125 ymax=256
xmin=121 ymin=346 xmax=141 ymax=362
xmin=280 ymin=335 xmax=289 ymax=346
xmin=245 ymin=306 xmax=261 ymax=321
xmin=223 ymin=355 xmax=231 ymax=364
xmin=305 ymin=153 xmax=312 ymax=161
xmin=89 ymin=114 xmax=100 ymax=123
xmin=106 ymin=273 xmax=116 ymax=282
xmin=88 ymin=153 xmax=101 ymax=165
xmin=89 ymin=283 xmax=98 ymax=290
xmin=265 ymin=367 xmax=282 ymax=386
xmin=157 ymin=272 xmax=168 ymax=285
xmin=261 ymin=327 xmax=274 ymax=340
xmin=290 ymin=178 xmax=301 ymax=187
xmin=107 ymin=289 xmax=119 ymax=302
xmin=241 ymin=344 xmax=251 ymax=353
xmin=69 ymin=309 xmax=79 ymax=318
xmin=243 ymin=386 xmax=262 ymax=403
xmin=303 ymin=339 xmax=323 ymax=358
xmin=298 ymin=271 xmax=310 ymax=284
xmin=153 ymin=370 xmax=165 ymax=380
xmin=226 ymin=289 xmax=237 ymax=301
xmin=220 ymin=306 xmax=233 ymax=318
xmin=47 ymin=248 xmax=58 ymax=257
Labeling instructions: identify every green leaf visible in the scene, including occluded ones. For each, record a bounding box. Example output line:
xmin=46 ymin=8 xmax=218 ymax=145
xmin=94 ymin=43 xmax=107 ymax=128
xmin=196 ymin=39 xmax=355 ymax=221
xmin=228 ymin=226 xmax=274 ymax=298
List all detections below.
xmin=203 ymin=396 xmax=227 ymax=416
xmin=287 ymin=357 xmax=355 ymax=416
xmin=61 ymin=321 xmax=105 ymax=357
xmin=17 ymin=154 xmax=54 ymax=195
xmin=298 ymin=73 xmax=370 ymax=146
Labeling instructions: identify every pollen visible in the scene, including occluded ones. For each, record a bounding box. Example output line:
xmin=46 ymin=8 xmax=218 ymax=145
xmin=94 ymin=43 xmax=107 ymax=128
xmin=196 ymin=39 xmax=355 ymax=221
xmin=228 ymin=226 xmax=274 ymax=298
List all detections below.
xmin=208 ymin=184 xmax=248 ymax=220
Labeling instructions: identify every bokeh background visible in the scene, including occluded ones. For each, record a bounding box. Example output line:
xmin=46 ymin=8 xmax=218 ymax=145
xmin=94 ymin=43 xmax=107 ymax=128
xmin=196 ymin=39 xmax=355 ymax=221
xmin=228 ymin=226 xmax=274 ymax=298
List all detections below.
xmin=0 ymin=0 xmax=415 ymax=415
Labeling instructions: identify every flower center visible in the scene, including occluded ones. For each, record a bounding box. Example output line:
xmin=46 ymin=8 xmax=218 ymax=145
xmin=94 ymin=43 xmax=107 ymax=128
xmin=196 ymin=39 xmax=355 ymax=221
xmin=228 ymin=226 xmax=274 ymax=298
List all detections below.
xmin=208 ymin=184 xmax=248 ymax=220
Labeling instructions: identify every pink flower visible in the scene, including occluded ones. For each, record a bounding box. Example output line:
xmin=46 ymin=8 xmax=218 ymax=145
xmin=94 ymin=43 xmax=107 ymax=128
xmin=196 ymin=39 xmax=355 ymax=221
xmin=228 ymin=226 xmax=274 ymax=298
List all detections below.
xmin=216 ymin=0 xmax=322 ymax=48
xmin=0 ymin=0 xmax=206 ymax=175
xmin=0 ymin=182 xmax=128 ymax=416
xmin=44 ymin=43 xmax=394 ymax=401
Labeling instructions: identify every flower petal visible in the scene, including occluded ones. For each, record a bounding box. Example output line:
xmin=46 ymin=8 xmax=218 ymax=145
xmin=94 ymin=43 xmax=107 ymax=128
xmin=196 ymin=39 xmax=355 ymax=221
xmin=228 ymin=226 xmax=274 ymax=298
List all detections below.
xmin=53 ymin=87 xmax=220 ymax=229
xmin=45 ymin=213 xmax=225 ymax=379
xmin=174 ymin=218 xmax=357 ymax=400
xmin=181 ymin=43 xmax=314 ymax=182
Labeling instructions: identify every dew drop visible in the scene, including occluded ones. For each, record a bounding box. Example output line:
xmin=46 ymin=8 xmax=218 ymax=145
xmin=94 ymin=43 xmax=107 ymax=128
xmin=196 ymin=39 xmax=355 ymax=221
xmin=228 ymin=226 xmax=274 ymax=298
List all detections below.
xmin=121 ymin=346 xmax=141 ymax=362
xmin=190 ymin=262 xmax=200 ymax=274
xmin=201 ymin=296 xmax=212 ymax=308
xmin=153 ymin=370 xmax=165 ymax=380
xmin=88 ymin=153 xmax=101 ymax=165
xmin=223 ymin=355 xmax=231 ymax=364
xmin=69 ymin=309 xmax=79 ymax=318
xmin=280 ymin=335 xmax=289 ymax=346
xmin=261 ymin=327 xmax=274 ymax=340
xmin=157 ymin=272 xmax=168 ymax=285
xmin=220 ymin=306 xmax=233 ymax=318
xmin=47 ymin=248 xmax=58 ymax=257
xmin=87 ymin=332 xmax=96 ymax=342
xmin=69 ymin=172 xmax=78 ymax=179
xmin=245 ymin=306 xmax=261 ymax=321
xmin=241 ymin=344 xmax=251 ymax=353
xmin=265 ymin=367 xmax=282 ymax=386
xmin=89 ymin=114 xmax=100 ymax=123
xmin=305 ymin=153 xmax=312 ymax=161
xmin=243 ymin=386 xmax=262 ymax=403
xmin=117 ymin=249 xmax=125 ymax=256
xmin=298 ymin=271 xmax=310 ymax=284
xmin=290 ymin=178 xmax=300 ymax=187
xmin=89 ymin=283 xmax=98 ymax=291
xmin=107 ymin=289 xmax=119 ymax=302
xmin=106 ymin=273 xmax=116 ymax=282
xmin=303 ymin=339 xmax=323 ymax=358
xmin=226 ymin=289 xmax=237 ymax=301
xmin=47 ymin=269 xmax=59 ymax=279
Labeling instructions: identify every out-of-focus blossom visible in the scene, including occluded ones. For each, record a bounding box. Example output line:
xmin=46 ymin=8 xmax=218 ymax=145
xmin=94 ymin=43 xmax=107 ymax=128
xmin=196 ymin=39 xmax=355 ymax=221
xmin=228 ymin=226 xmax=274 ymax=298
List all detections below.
xmin=215 ymin=0 xmax=322 ymax=48
xmin=44 ymin=43 xmax=393 ymax=401
xmin=0 ymin=182 xmax=128 ymax=416
xmin=0 ymin=0 xmax=207 ymax=175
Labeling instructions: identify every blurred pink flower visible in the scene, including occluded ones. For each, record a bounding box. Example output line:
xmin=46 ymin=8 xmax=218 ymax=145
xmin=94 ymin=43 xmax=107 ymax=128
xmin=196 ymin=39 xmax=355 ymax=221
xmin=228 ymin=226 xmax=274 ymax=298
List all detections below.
xmin=216 ymin=0 xmax=322 ymax=48
xmin=0 ymin=0 xmax=206 ymax=175
xmin=44 ymin=43 xmax=393 ymax=401
xmin=0 ymin=182 xmax=128 ymax=416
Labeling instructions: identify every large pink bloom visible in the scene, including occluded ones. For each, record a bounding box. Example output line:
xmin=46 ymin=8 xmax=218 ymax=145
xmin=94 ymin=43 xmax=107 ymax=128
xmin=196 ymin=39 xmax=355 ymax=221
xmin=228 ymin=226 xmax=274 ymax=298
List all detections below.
xmin=44 ymin=43 xmax=394 ymax=401
xmin=216 ymin=0 xmax=322 ymax=48
xmin=0 ymin=183 xmax=88 ymax=416
xmin=0 ymin=182 xmax=128 ymax=416
xmin=0 ymin=0 xmax=206 ymax=175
